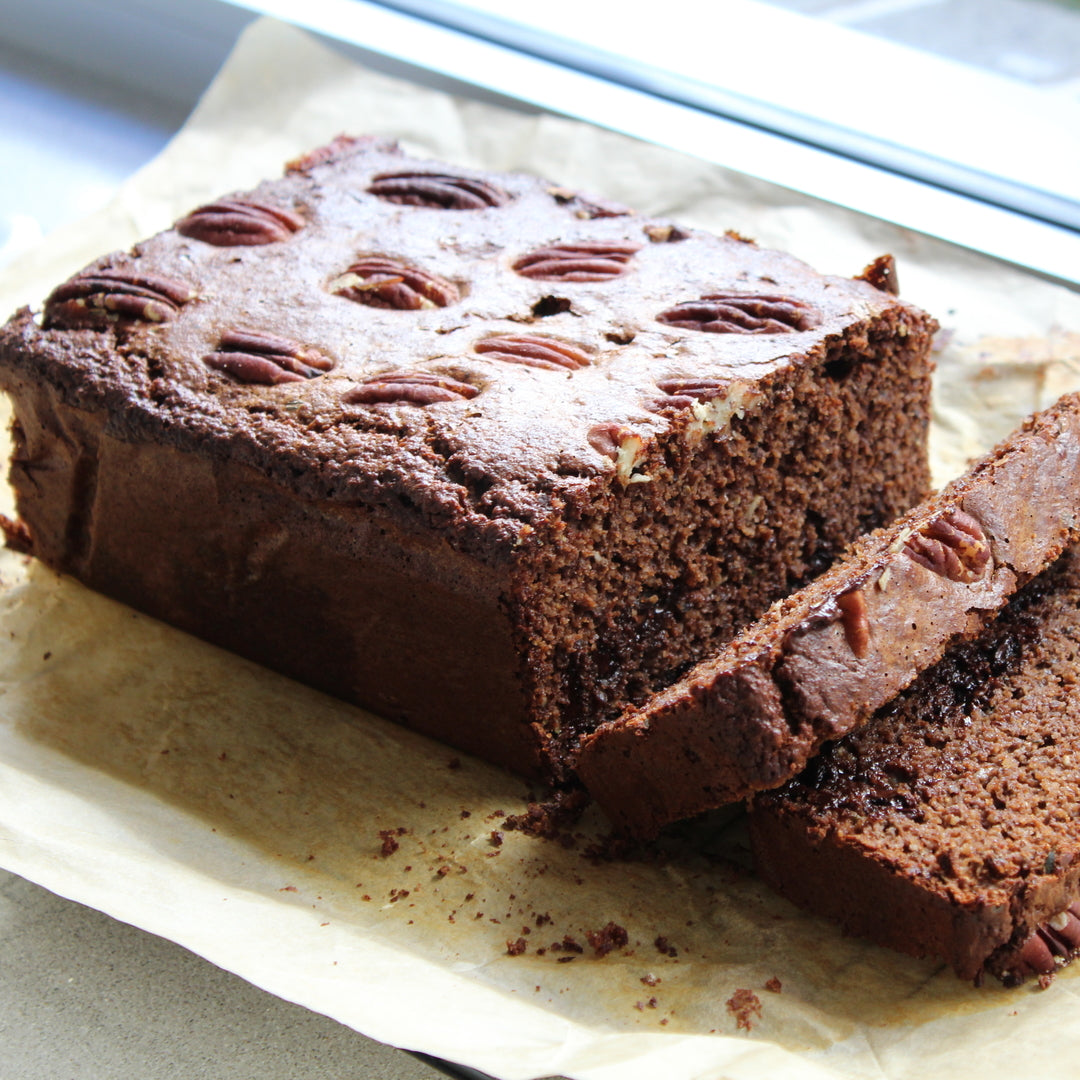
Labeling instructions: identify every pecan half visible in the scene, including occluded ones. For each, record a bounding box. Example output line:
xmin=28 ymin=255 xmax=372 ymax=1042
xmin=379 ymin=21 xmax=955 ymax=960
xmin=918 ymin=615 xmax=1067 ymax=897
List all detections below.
xmin=856 ymin=253 xmax=900 ymax=296
xmin=44 ymin=267 xmax=195 ymax=330
xmin=368 ymin=172 xmax=509 ymax=209
xmin=1012 ymin=903 xmax=1080 ymax=980
xmin=512 ymin=242 xmax=640 ymax=282
xmin=332 ymin=258 xmax=459 ymax=309
xmin=587 ymin=423 xmax=650 ymax=484
xmin=204 ymin=328 xmax=333 ymax=385
xmin=176 ymin=198 xmax=304 ymax=246
xmin=474 ymin=334 xmax=590 ymax=371
xmin=905 ymin=509 xmax=991 ymax=583
xmin=836 ymin=587 xmax=870 ymax=659
xmin=285 ymin=134 xmax=398 ymax=174
xmin=654 ymin=377 xmax=727 ymax=407
xmin=656 ymin=293 xmax=819 ymax=334
xmin=345 ymin=371 xmax=479 ymax=405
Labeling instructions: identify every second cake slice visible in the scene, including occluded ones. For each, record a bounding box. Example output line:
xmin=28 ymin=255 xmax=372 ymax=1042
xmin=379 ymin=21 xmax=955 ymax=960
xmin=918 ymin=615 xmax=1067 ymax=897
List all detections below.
xmin=576 ymin=393 xmax=1080 ymax=836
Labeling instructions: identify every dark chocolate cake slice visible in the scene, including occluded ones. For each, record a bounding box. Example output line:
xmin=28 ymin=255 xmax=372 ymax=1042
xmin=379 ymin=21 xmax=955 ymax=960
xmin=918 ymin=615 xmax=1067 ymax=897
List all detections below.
xmin=576 ymin=394 xmax=1080 ymax=835
xmin=750 ymin=543 xmax=1080 ymax=986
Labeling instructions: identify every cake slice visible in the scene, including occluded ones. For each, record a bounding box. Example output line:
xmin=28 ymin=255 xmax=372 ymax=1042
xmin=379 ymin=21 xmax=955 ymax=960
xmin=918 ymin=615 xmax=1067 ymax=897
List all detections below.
xmin=575 ymin=394 xmax=1080 ymax=835
xmin=750 ymin=543 xmax=1080 ymax=985
xmin=0 ymin=136 xmax=934 ymax=781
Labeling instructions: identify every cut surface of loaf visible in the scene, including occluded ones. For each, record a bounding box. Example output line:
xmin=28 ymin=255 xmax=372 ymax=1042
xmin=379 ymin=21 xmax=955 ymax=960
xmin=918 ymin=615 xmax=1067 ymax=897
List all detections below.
xmin=0 ymin=136 xmax=935 ymax=779
xmin=576 ymin=395 xmax=1080 ymax=835
xmin=750 ymin=543 xmax=1080 ymax=986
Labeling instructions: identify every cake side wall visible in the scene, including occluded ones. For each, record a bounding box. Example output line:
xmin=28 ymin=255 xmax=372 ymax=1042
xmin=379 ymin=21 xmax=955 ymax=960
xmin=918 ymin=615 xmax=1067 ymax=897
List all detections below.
xmin=3 ymin=378 xmax=546 ymax=776
xmin=748 ymin=809 xmax=1013 ymax=982
xmin=536 ymin=308 xmax=936 ymax=771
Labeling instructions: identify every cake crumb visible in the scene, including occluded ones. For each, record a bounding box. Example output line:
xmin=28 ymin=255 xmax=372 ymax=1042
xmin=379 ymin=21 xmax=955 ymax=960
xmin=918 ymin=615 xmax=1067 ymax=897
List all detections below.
xmin=586 ymin=921 xmax=629 ymax=957
xmin=550 ymin=935 xmax=584 ymax=954
xmin=507 ymin=937 xmax=528 ymax=956
xmin=765 ymin=977 xmax=782 ymax=993
xmin=726 ymin=988 xmax=762 ymax=1032
xmin=503 ymin=786 xmax=590 ymax=841
xmin=654 ymin=935 xmax=678 ymax=958
xmin=641 ymin=974 xmax=660 ymax=987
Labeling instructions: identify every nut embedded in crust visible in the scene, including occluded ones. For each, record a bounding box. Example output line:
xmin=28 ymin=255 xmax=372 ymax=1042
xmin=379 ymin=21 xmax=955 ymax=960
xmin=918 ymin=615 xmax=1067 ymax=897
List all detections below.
xmin=1008 ymin=902 xmax=1080 ymax=983
xmin=43 ymin=267 xmax=196 ymax=330
xmin=474 ymin=334 xmax=591 ymax=371
xmin=367 ymin=172 xmax=510 ymax=209
xmin=176 ymin=198 xmax=304 ymax=246
xmin=836 ymin=587 xmax=870 ymax=658
xmin=331 ymin=258 xmax=459 ymax=310
xmin=905 ymin=509 xmax=991 ymax=584
xmin=203 ymin=328 xmax=333 ymax=385
xmin=656 ymin=293 xmax=820 ymax=334
xmin=344 ymin=370 xmax=479 ymax=406
xmin=512 ymin=243 xmax=640 ymax=282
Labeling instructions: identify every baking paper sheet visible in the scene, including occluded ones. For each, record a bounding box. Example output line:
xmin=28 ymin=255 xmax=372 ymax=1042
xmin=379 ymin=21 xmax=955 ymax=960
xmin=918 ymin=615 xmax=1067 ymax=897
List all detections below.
xmin=3 ymin=18 xmax=1080 ymax=1080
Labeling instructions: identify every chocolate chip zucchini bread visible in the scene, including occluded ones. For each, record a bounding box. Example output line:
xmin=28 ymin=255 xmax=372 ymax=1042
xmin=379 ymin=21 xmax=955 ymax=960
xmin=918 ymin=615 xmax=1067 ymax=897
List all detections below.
xmin=577 ymin=395 xmax=1080 ymax=835
xmin=0 ymin=135 xmax=935 ymax=779
xmin=750 ymin=542 xmax=1080 ymax=986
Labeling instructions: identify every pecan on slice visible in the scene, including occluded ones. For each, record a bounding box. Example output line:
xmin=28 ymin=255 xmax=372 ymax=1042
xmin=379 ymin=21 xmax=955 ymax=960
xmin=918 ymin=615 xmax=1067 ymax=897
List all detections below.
xmin=331 ymin=258 xmax=459 ymax=310
xmin=344 ymin=371 xmax=479 ymax=406
xmin=836 ymin=587 xmax=870 ymax=659
xmin=904 ymin=509 xmax=991 ymax=583
xmin=656 ymin=293 xmax=820 ymax=334
xmin=474 ymin=334 xmax=590 ymax=371
xmin=44 ymin=267 xmax=195 ymax=329
xmin=176 ymin=198 xmax=304 ymax=246
xmin=368 ymin=172 xmax=509 ymax=209
xmin=204 ymin=328 xmax=333 ymax=386
xmin=512 ymin=242 xmax=640 ymax=282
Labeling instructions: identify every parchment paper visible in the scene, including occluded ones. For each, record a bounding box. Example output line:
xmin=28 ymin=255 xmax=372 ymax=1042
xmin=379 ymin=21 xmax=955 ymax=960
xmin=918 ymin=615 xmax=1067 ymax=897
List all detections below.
xmin=3 ymin=19 xmax=1080 ymax=1080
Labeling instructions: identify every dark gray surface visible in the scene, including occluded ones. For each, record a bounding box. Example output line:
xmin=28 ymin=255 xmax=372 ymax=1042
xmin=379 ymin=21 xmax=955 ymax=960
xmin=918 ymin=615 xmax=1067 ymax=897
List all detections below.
xmin=0 ymin=869 xmax=454 ymax=1080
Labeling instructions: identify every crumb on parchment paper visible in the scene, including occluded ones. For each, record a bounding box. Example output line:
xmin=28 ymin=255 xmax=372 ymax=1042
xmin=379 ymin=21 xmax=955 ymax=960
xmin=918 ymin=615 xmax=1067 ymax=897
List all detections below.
xmin=726 ymin=988 xmax=762 ymax=1032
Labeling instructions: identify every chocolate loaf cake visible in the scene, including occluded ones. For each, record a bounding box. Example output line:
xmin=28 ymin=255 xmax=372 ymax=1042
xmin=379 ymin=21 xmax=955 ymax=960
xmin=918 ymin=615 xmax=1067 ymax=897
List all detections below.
xmin=750 ymin=543 xmax=1080 ymax=985
xmin=576 ymin=395 xmax=1080 ymax=835
xmin=0 ymin=136 xmax=935 ymax=779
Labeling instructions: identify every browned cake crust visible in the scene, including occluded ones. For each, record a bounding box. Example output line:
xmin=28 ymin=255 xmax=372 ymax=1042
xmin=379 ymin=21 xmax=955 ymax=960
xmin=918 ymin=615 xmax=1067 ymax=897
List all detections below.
xmin=0 ymin=136 xmax=935 ymax=779
xmin=750 ymin=543 xmax=1080 ymax=985
xmin=576 ymin=395 xmax=1080 ymax=835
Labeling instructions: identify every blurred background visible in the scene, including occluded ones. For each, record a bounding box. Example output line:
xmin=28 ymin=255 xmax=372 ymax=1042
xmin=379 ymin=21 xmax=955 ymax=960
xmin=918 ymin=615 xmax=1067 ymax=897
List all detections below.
xmin=2 ymin=0 xmax=1079 ymax=279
